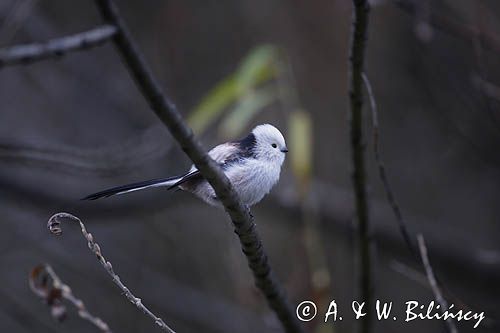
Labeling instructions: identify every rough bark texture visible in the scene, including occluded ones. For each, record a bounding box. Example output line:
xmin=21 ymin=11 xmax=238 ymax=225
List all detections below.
xmin=348 ymin=1 xmax=371 ymax=333
xmin=93 ymin=1 xmax=303 ymax=332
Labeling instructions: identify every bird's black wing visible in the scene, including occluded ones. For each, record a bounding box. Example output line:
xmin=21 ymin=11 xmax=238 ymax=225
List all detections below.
xmin=167 ymin=135 xmax=256 ymax=190
xmin=166 ymin=170 xmax=201 ymax=189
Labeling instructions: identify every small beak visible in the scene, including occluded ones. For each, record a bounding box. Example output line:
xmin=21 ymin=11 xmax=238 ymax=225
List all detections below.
xmin=281 ymin=147 xmax=289 ymax=153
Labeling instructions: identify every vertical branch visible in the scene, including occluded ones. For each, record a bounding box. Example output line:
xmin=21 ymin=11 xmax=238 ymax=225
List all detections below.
xmin=348 ymin=1 xmax=372 ymax=333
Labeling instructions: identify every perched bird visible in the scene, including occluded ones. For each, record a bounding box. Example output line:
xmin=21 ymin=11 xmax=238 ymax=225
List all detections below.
xmin=83 ymin=124 xmax=288 ymax=207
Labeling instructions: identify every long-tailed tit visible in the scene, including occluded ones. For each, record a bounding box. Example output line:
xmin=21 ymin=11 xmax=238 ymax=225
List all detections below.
xmin=83 ymin=124 xmax=288 ymax=207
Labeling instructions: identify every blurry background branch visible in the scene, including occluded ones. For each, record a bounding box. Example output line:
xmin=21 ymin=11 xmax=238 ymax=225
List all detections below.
xmin=417 ymin=235 xmax=458 ymax=333
xmin=395 ymin=0 xmax=500 ymax=54
xmin=0 ymin=25 xmax=116 ymax=67
xmin=348 ymin=1 xmax=372 ymax=333
xmin=93 ymin=0 xmax=302 ymax=332
xmin=47 ymin=212 xmax=176 ymax=333
xmin=29 ymin=264 xmax=112 ymax=333
xmin=0 ymin=125 xmax=173 ymax=176
xmin=361 ymin=73 xmax=417 ymax=258
xmin=363 ymin=72 xmax=462 ymax=333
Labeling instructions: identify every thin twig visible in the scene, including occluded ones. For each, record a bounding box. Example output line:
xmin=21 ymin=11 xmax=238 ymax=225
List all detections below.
xmin=348 ymin=1 xmax=372 ymax=333
xmin=472 ymin=75 xmax=500 ymax=102
xmin=47 ymin=212 xmax=176 ymax=333
xmin=361 ymin=73 xmax=418 ymax=259
xmin=417 ymin=234 xmax=458 ymax=333
xmin=389 ymin=260 xmax=428 ymax=287
xmin=363 ymin=73 xmax=462 ymax=333
xmin=393 ymin=259 xmax=494 ymax=329
xmin=0 ymin=25 xmax=117 ymax=67
xmin=92 ymin=1 xmax=302 ymax=332
xmin=363 ymin=73 xmax=468 ymax=330
xmin=29 ymin=264 xmax=112 ymax=332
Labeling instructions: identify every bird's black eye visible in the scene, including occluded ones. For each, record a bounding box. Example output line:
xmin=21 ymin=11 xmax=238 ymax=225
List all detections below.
xmin=271 ymin=143 xmax=277 ymax=148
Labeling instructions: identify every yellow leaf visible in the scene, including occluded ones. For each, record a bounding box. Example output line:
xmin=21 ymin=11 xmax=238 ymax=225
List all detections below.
xmin=188 ymin=45 xmax=279 ymax=135
xmin=288 ymin=111 xmax=313 ymax=195
xmin=187 ymin=74 xmax=238 ymax=134
xmin=237 ymin=45 xmax=278 ymax=92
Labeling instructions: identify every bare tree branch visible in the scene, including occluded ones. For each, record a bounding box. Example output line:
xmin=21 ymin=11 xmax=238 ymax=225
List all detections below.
xmin=47 ymin=212 xmax=176 ymax=333
xmin=348 ymin=1 xmax=372 ymax=333
xmin=90 ymin=1 xmax=303 ymax=332
xmin=472 ymin=75 xmax=500 ymax=102
xmin=29 ymin=264 xmax=112 ymax=332
xmin=417 ymin=234 xmax=458 ymax=333
xmin=363 ymin=73 xmax=463 ymax=333
xmin=361 ymin=73 xmax=418 ymax=259
xmin=0 ymin=25 xmax=117 ymax=67
xmin=390 ymin=260 xmax=429 ymax=287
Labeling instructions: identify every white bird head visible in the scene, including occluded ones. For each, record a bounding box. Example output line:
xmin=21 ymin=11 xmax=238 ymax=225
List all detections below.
xmin=252 ymin=124 xmax=288 ymax=164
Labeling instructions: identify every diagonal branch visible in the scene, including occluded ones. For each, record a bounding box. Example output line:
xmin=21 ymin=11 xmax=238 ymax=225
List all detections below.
xmin=348 ymin=1 xmax=372 ymax=333
xmin=47 ymin=212 xmax=176 ymax=333
xmin=361 ymin=73 xmax=418 ymax=259
xmin=417 ymin=234 xmax=458 ymax=333
xmin=0 ymin=25 xmax=117 ymax=67
xmin=363 ymin=73 xmax=467 ymax=333
xmin=92 ymin=1 xmax=303 ymax=332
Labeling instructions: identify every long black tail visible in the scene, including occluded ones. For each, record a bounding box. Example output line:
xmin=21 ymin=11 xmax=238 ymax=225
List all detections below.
xmin=82 ymin=176 xmax=180 ymax=200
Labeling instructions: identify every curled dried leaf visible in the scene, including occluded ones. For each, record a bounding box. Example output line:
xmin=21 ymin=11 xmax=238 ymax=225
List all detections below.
xmin=29 ymin=265 xmax=49 ymax=298
xmin=47 ymin=288 xmax=63 ymax=305
xmin=47 ymin=212 xmax=82 ymax=236
xmin=29 ymin=264 xmax=67 ymax=322
xmin=48 ymin=217 xmax=62 ymax=236
xmin=29 ymin=263 xmax=112 ymax=332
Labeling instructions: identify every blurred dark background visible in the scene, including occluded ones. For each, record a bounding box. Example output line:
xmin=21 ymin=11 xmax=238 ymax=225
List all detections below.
xmin=1 ymin=0 xmax=499 ymax=332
